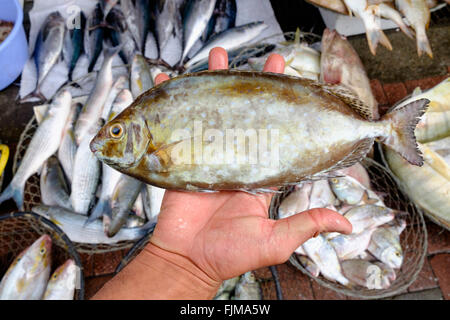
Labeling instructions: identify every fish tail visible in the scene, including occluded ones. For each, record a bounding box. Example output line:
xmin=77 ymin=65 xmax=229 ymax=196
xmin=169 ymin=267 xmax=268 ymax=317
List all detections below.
xmin=380 ymin=98 xmax=430 ymax=166
xmin=416 ymin=27 xmax=433 ymax=58
xmin=0 ymin=182 xmax=24 ymax=210
xmin=103 ymin=43 xmax=123 ymax=61
xmin=86 ymin=198 xmax=111 ymax=226
xmin=19 ymin=88 xmax=46 ymax=104
xmin=366 ymin=27 xmax=392 ymax=55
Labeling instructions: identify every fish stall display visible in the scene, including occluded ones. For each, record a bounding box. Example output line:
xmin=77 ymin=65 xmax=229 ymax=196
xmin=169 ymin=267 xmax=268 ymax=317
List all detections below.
xmin=0 ymin=235 xmax=78 ymax=300
xmin=383 ymin=77 xmax=450 ymax=229
xmin=306 ymin=0 xmax=449 ymax=57
xmin=276 ymin=163 xmax=408 ymax=290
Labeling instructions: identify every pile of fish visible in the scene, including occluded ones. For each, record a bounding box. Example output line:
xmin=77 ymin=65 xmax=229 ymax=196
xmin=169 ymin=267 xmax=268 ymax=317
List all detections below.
xmin=306 ymin=0 xmax=449 ymax=58
xmin=278 ymin=163 xmax=407 ymax=290
xmin=384 ymin=77 xmax=450 ymax=229
xmin=20 ymin=0 xmax=274 ymax=103
xmin=0 ymin=235 xmax=78 ymax=300
xmin=214 ymin=271 xmax=262 ymax=300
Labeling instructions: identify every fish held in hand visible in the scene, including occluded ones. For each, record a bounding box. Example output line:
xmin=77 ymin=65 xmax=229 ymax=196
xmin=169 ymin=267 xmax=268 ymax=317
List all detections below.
xmin=0 ymin=235 xmax=52 ymax=300
xmin=91 ymin=71 xmax=428 ymax=192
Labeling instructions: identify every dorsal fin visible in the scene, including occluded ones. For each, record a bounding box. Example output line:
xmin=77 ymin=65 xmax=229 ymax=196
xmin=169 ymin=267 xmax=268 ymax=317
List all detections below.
xmin=313 ymin=83 xmax=374 ymax=121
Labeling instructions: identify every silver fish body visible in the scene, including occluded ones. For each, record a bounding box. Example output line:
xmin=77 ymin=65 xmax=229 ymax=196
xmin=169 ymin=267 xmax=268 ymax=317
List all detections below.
xmin=344 ymin=205 xmax=395 ymax=234
xmin=278 ymin=182 xmax=313 ymax=219
xmin=70 ymin=122 xmax=102 ymax=215
xmin=0 ymin=235 xmax=52 ymax=300
xmin=0 ymin=90 xmax=72 ymax=210
xmin=298 ymin=255 xmax=321 ymax=277
xmin=154 ymin=0 xmax=183 ymax=56
xmin=121 ymin=0 xmax=142 ymax=53
xmin=143 ymin=185 xmax=165 ymax=224
xmin=101 ymin=76 xmax=129 ymax=121
xmin=341 ymin=259 xmax=387 ymax=289
xmin=107 ymin=175 xmax=144 ymax=237
xmin=329 ymin=228 xmax=377 ymax=260
xmin=43 ymin=259 xmax=77 ymax=300
xmin=368 ymin=226 xmax=403 ymax=269
xmin=234 ymin=272 xmax=262 ymax=300
xmin=74 ymin=46 xmax=120 ymax=144
xmin=185 ymin=21 xmax=268 ymax=68
xmin=40 ymin=156 xmax=71 ymax=210
xmin=181 ymin=0 xmax=217 ymax=62
xmin=330 ymin=176 xmax=370 ymax=205
xmin=33 ymin=12 xmax=66 ymax=96
xmin=130 ymin=54 xmax=153 ymax=99
xmin=32 ymin=205 xmax=153 ymax=245
xmin=308 ymin=180 xmax=336 ymax=210
xmin=302 ymin=235 xmax=349 ymax=285
xmin=58 ymin=102 xmax=82 ymax=184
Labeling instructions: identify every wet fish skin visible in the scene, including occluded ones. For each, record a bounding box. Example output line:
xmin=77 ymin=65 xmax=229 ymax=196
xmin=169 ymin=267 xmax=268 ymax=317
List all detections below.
xmin=58 ymin=102 xmax=82 ymax=185
xmin=181 ymin=0 xmax=217 ymax=63
xmin=130 ymin=54 xmax=154 ymax=99
xmin=330 ymin=176 xmax=369 ymax=205
xmin=329 ymin=228 xmax=377 ymax=260
xmin=143 ymin=184 xmax=165 ymax=224
xmin=31 ymin=12 xmax=66 ymax=100
xmin=309 ymin=180 xmax=336 ymax=210
xmin=341 ymin=259 xmax=386 ymax=289
xmin=302 ymin=235 xmax=349 ymax=286
xmin=107 ymin=175 xmax=144 ymax=237
xmin=185 ymin=21 xmax=267 ymax=68
xmin=368 ymin=226 xmax=403 ymax=269
xmin=343 ymin=0 xmax=392 ymax=55
xmin=135 ymin=0 xmax=152 ymax=54
xmin=216 ymin=276 xmax=240 ymax=297
xmin=90 ymin=71 xmax=428 ymax=191
xmin=101 ymin=0 xmax=119 ymax=20
xmin=298 ymin=255 xmax=321 ymax=277
xmin=101 ymin=76 xmax=129 ymax=121
xmin=84 ymin=3 xmax=104 ymax=72
xmin=40 ymin=156 xmax=71 ymax=210
xmin=202 ymin=0 xmax=237 ymax=42
xmin=321 ymin=28 xmax=379 ymax=120
xmin=63 ymin=11 xmax=86 ymax=82
xmin=74 ymin=45 xmax=120 ymax=144
xmin=234 ymin=272 xmax=262 ymax=300
xmin=121 ymin=0 xmax=142 ymax=53
xmin=343 ymin=205 xmax=395 ymax=234
xmin=396 ymin=0 xmax=433 ymax=58
xmin=278 ymin=182 xmax=313 ymax=219
xmin=0 ymin=235 xmax=52 ymax=300
xmin=154 ymin=0 xmax=183 ymax=57
xmin=32 ymin=205 xmax=155 ymax=245
xmin=335 ymin=162 xmax=371 ymax=189
xmin=43 ymin=259 xmax=77 ymax=300
xmin=70 ymin=121 xmax=102 ymax=215
xmin=0 ymin=90 xmax=72 ymax=209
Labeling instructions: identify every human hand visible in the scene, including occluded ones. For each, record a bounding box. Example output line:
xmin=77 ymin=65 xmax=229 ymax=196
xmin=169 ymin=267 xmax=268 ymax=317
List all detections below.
xmin=149 ymin=47 xmax=352 ymax=282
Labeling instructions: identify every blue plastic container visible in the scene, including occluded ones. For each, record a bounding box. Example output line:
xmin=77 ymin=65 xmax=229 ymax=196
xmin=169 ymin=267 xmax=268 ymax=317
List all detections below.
xmin=0 ymin=0 xmax=28 ymax=91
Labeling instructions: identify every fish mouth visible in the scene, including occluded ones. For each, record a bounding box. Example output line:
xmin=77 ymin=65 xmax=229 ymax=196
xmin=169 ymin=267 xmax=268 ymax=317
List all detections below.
xmin=89 ymin=138 xmax=100 ymax=155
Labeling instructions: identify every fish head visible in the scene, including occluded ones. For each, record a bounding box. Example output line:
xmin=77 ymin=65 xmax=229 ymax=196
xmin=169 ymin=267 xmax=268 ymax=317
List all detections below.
xmin=24 ymin=234 xmax=52 ymax=276
xmin=49 ymin=259 xmax=76 ymax=284
xmin=90 ymin=111 xmax=151 ymax=169
xmin=381 ymin=247 xmax=403 ymax=269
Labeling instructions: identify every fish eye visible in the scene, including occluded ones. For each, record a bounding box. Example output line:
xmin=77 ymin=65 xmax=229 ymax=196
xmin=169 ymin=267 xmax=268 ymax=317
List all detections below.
xmin=109 ymin=124 xmax=124 ymax=139
xmin=40 ymin=248 xmax=46 ymax=255
xmin=53 ymin=274 xmax=58 ymax=279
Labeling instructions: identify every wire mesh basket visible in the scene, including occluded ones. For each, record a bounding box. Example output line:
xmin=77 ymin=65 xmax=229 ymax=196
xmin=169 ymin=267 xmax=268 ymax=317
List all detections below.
xmin=0 ymin=211 xmax=84 ymax=300
xmin=268 ymin=157 xmax=427 ymax=300
xmin=12 ymin=115 xmax=145 ymax=254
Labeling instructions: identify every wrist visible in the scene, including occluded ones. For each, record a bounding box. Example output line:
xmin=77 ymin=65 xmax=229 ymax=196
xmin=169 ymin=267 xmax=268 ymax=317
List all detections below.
xmin=142 ymin=241 xmax=221 ymax=299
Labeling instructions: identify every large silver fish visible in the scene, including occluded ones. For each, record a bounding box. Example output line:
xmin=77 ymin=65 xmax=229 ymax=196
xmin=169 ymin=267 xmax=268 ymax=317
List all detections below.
xmin=90 ymin=71 xmax=429 ymax=192
xmin=0 ymin=90 xmax=72 ymax=209
xmin=70 ymin=121 xmax=102 ymax=215
xmin=40 ymin=156 xmax=71 ymax=210
xmin=185 ymin=21 xmax=268 ymax=69
xmin=32 ymin=205 xmax=154 ymax=245
xmin=27 ymin=12 xmax=66 ymax=101
xmin=0 ymin=235 xmax=52 ymax=300
xmin=74 ymin=45 xmax=120 ymax=144
xmin=181 ymin=0 xmax=217 ymax=63
xmin=43 ymin=259 xmax=78 ymax=300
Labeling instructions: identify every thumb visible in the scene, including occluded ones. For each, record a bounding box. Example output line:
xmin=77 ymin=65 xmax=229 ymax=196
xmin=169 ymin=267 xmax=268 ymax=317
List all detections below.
xmin=260 ymin=208 xmax=352 ymax=266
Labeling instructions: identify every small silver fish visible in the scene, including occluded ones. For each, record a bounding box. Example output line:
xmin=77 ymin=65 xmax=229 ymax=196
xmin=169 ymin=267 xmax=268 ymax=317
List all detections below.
xmin=308 ymin=180 xmax=337 ymax=210
xmin=302 ymin=235 xmax=349 ymax=286
xmin=330 ymin=176 xmax=377 ymax=205
xmin=368 ymin=226 xmax=403 ymax=269
xmin=329 ymin=228 xmax=377 ymax=260
xmin=298 ymin=255 xmax=321 ymax=277
xmin=32 ymin=205 xmax=154 ymax=245
xmin=43 ymin=259 xmax=78 ymax=300
xmin=40 ymin=156 xmax=71 ymax=210
xmin=0 ymin=235 xmax=52 ymax=300
xmin=341 ymin=259 xmax=387 ymax=289
xmin=130 ymin=54 xmax=153 ymax=99
xmin=343 ymin=205 xmax=395 ymax=234
xmin=278 ymin=182 xmax=313 ymax=219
